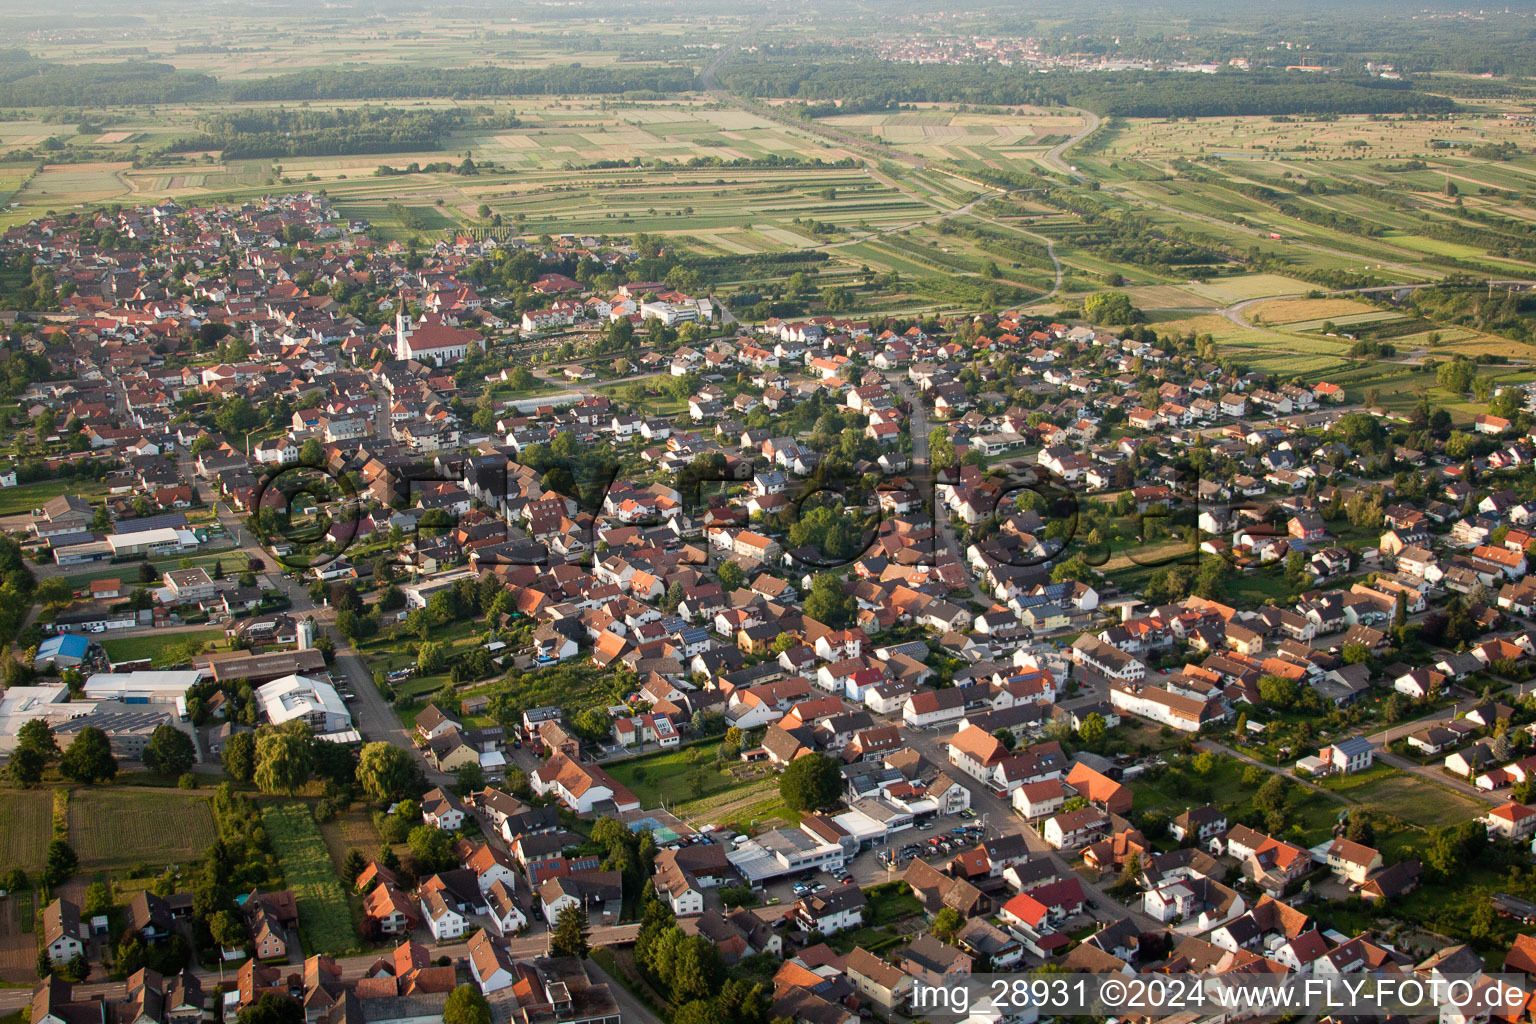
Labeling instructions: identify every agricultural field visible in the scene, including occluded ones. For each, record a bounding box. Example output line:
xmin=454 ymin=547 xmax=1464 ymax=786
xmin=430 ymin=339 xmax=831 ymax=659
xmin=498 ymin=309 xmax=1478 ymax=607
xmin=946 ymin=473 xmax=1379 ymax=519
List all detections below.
xmin=0 ymin=791 xmax=52 ymax=875
xmin=261 ymin=802 xmax=358 ymax=956
xmin=66 ymin=789 xmax=217 ymax=872
xmin=318 ymin=807 xmax=385 ymax=880
xmin=822 ymin=105 xmax=1087 ymax=167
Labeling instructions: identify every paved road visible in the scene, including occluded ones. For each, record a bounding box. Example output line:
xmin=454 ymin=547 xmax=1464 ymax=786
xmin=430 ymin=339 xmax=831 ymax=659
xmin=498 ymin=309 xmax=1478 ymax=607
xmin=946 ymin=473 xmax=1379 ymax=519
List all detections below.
xmin=898 ymin=726 xmax=1166 ymax=933
xmin=331 ymin=629 xmax=452 ymax=787
xmin=204 ymin=495 xmax=447 ymax=788
xmin=1040 ymin=109 xmax=1101 ymax=180
xmin=898 ymin=379 xmax=990 ymax=608
xmin=587 ymin=956 xmax=665 ymax=1024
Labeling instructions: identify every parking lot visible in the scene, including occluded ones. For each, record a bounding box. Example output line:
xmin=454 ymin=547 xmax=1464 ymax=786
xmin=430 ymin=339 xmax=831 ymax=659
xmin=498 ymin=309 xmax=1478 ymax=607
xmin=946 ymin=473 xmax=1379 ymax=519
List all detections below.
xmin=689 ymin=810 xmax=994 ymax=918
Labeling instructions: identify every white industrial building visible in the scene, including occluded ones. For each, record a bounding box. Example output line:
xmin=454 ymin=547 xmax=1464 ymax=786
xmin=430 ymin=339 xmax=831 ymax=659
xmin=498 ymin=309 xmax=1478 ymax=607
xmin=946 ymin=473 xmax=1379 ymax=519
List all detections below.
xmin=256 ymin=674 xmax=352 ymax=734
xmin=84 ymin=671 xmax=205 ymax=703
xmin=106 ymin=528 xmax=200 ymax=558
xmin=726 ymin=827 xmax=847 ymax=885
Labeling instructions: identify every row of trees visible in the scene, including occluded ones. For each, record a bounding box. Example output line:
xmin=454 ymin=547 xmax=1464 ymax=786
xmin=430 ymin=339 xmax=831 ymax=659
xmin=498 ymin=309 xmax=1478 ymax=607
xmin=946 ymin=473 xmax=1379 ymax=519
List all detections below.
xmin=6 ymin=720 xmax=119 ymax=786
xmin=221 ymin=723 xmax=423 ymax=809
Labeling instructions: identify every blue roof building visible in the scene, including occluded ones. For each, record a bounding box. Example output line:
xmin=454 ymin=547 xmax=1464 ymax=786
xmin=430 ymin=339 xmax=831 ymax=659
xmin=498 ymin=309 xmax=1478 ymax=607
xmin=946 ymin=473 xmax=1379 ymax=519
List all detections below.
xmin=35 ymin=633 xmax=90 ymax=668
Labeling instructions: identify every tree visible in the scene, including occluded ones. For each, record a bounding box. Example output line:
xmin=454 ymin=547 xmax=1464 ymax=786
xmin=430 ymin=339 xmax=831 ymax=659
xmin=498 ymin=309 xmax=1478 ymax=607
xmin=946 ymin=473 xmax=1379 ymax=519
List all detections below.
xmin=253 ymin=725 xmax=312 ymax=795
xmin=215 ymin=397 xmax=261 ymax=437
xmin=407 ymin=825 xmax=455 ymax=872
xmin=669 ymin=937 xmax=722 ymax=1002
xmin=1083 ymin=291 xmax=1139 ymax=325
xmin=1345 ymin=810 xmax=1376 ymax=846
xmin=455 ymin=763 xmax=485 ymax=796
xmin=928 ymin=427 xmax=957 ymax=472
xmin=16 ymin=719 xmax=59 ymax=762
xmin=143 ymin=725 xmax=197 ymax=776
xmin=356 ymin=742 xmax=420 ymax=804
xmin=931 ymin=906 xmax=963 ymax=942
xmin=1341 ymin=643 xmax=1371 ymax=666
xmin=674 ymin=1002 xmax=725 ymax=1024
xmin=443 ymin=985 xmax=492 ymax=1024
xmin=417 ymin=641 xmax=447 ymax=675
xmin=778 ymin=752 xmax=841 ymax=812
xmin=572 ymin=707 xmax=613 ymax=745
xmin=1117 ymin=852 xmax=1142 ymax=892
xmin=210 ymin=909 xmax=248 ymax=949
xmin=343 ymin=848 xmax=368 ymax=885
xmin=1078 ymin=713 xmax=1106 ymax=744
xmin=716 ymin=561 xmax=744 ymax=593
xmin=1193 ymin=555 xmax=1231 ymax=601
xmin=802 ymin=573 xmax=855 ymax=629
xmin=1257 ymin=674 xmax=1300 ymax=709
xmin=550 ymin=903 xmax=590 ymax=958
xmin=237 ymin=993 xmax=304 ymax=1024
xmin=59 ymin=726 xmax=116 ymax=784
xmin=83 ymin=881 xmax=112 ymax=916
xmin=222 ymin=730 xmax=257 ymax=782
xmin=1253 ymin=774 xmax=1290 ymax=816
xmin=43 ymin=839 xmax=77 ymax=888
xmin=7 ymin=744 xmax=47 ymax=787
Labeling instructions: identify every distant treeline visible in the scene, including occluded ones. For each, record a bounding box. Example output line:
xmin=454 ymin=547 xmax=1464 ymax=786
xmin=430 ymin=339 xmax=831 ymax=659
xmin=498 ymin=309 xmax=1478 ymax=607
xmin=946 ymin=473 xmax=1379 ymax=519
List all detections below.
xmin=718 ymin=60 xmax=1458 ymax=117
xmin=170 ymin=108 xmax=477 ymax=159
xmin=225 ymin=65 xmax=699 ymax=102
xmin=0 ymin=53 xmax=215 ymax=107
xmin=0 ymin=51 xmax=700 ymax=107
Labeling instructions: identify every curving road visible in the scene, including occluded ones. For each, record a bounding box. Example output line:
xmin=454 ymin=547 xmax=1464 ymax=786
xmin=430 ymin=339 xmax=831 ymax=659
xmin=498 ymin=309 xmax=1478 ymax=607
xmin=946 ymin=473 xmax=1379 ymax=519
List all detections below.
xmin=1041 ymin=109 xmax=1102 ymax=180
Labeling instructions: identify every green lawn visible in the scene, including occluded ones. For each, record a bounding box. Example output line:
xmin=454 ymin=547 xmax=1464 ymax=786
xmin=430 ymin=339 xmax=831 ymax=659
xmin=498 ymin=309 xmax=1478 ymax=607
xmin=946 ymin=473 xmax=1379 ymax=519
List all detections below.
xmin=604 ymin=742 xmax=747 ymax=808
xmin=1345 ymin=771 xmax=1488 ymax=829
xmin=100 ymin=628 xmax=225 ymax=665
xmin=67 ymin=788 xmax=217 ymax=872
xmin=1315 ymin=762 xmax=1399 ymax=793
xmin=0 ymin=480 xmax=103 ymax=517
xmin=63 ymin=549 xmax=244 ymax=591
xmin=261 ymin=802 xmax=358 ymax=955
xmin=864 ymin=882 xmax=924 ymax=926
xmin=1130 ymin=753 xmax=1347 ymax=845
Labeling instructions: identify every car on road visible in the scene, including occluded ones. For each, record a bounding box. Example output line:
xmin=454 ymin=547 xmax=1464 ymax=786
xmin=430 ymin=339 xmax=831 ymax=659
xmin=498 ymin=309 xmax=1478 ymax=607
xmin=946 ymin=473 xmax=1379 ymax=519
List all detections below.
xmin=765 ymin=896 xmax=781 ymax=905
xmin=792 ymin=883 xmax=810 ymax=896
